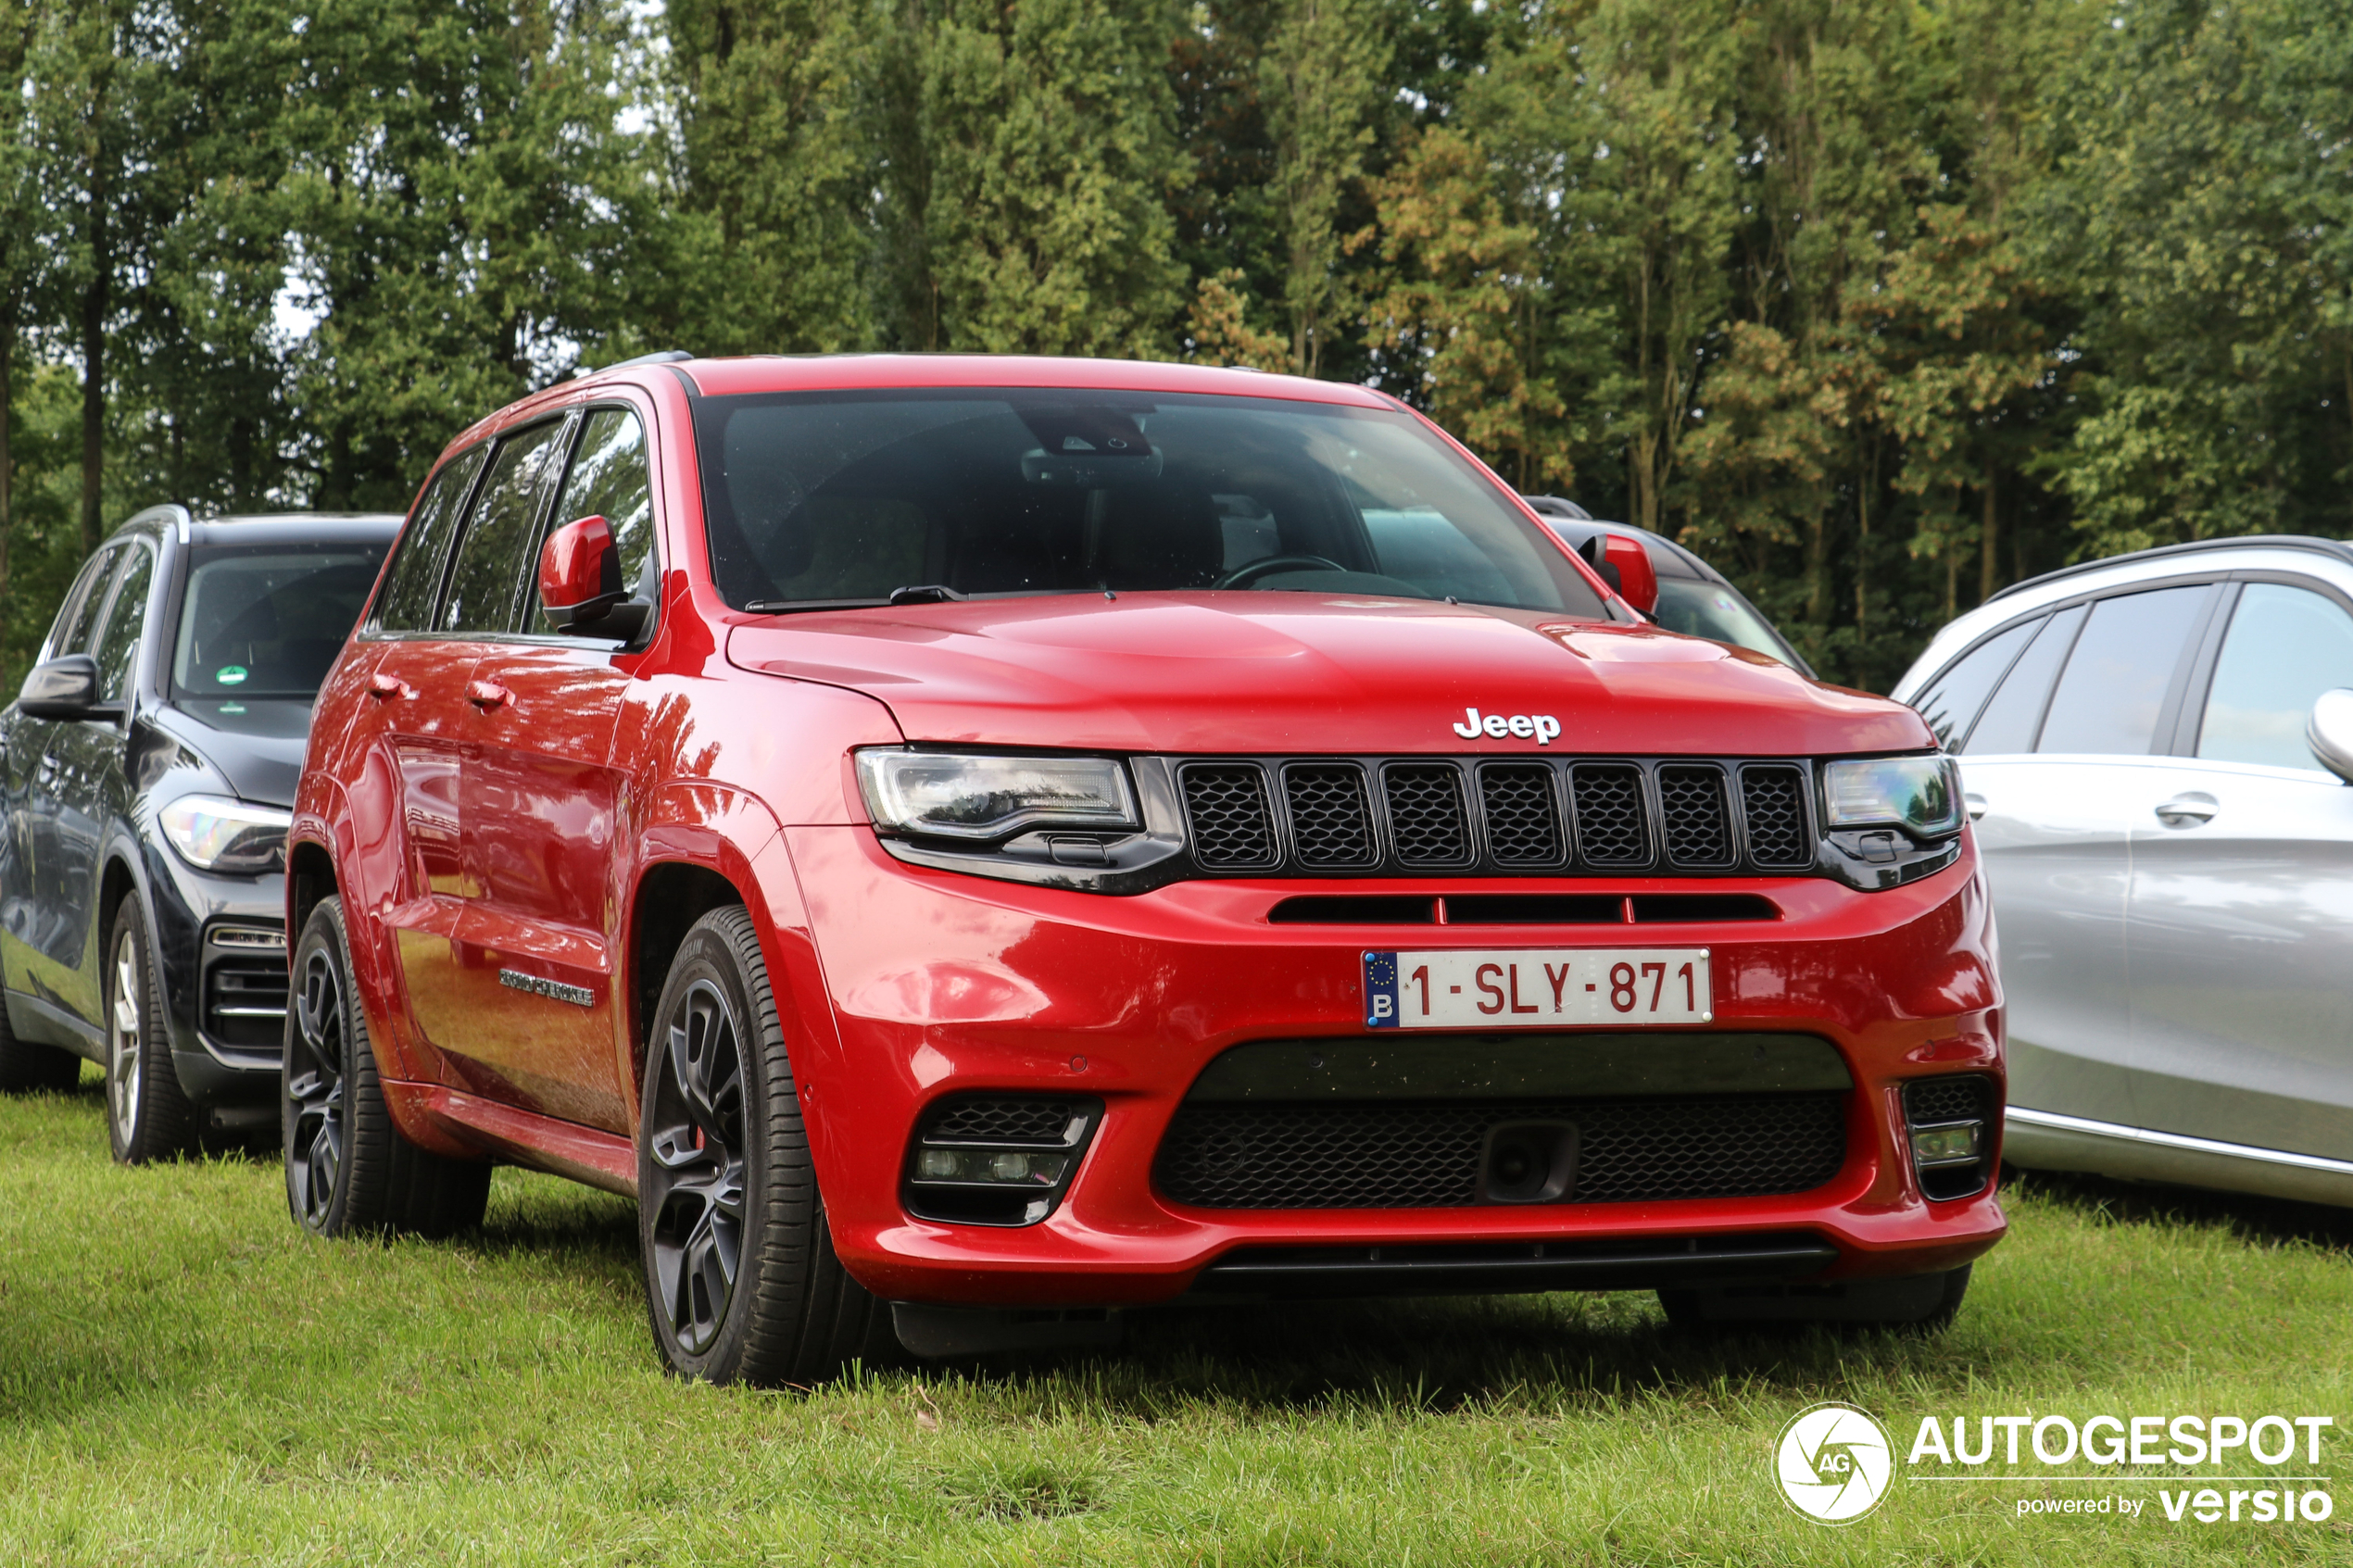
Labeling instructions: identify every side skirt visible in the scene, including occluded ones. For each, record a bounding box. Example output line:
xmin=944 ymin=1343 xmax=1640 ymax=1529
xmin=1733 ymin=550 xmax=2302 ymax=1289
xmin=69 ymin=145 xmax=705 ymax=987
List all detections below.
xmin=6 ymin=988 xmax=104 ymax=1063
xmin=2007 ymin=1105 xmax=2353 ymax=1208
xmin=403 ymin=1082 xmax=637 ymax=1198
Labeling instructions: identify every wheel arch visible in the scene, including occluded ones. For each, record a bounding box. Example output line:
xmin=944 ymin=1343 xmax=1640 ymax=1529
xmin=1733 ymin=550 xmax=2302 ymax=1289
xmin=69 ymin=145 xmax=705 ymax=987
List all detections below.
xmin=628 ymin=860 xmax=746 ymax=1090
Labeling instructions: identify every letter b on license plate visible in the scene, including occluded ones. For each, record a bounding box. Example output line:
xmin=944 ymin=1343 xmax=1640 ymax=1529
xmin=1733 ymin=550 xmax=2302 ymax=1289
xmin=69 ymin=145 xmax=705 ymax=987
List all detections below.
xmin=1365 ymin=948 xmax=1712 ymax=1029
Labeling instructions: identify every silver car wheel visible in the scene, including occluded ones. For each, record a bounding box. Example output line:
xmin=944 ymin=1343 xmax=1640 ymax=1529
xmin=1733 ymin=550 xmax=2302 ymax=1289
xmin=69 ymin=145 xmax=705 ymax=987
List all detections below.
xmin=108 ymin=926 xmax=143 ymax=1147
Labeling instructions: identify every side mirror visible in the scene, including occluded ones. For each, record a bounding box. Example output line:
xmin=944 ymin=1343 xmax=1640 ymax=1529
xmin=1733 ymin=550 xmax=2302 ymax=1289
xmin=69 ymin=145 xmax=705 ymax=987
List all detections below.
xmin=1577 ymin=533 xmax=1660 ymax=616
xmin=538 ymin=514 xmax=633 ymax=633
xmin=18 ymin=654 xmax=116 ymax=721
xmin=2308 ymin=687 xmax=2353 ymax=783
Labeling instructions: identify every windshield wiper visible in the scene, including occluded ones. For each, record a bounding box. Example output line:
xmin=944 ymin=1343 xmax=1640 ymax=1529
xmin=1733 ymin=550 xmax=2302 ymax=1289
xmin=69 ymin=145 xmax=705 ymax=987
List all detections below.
xmin=741 ymin=596 xmax=890 ymax=615
xmin=886 ymin=583 xmax=967 ymax=605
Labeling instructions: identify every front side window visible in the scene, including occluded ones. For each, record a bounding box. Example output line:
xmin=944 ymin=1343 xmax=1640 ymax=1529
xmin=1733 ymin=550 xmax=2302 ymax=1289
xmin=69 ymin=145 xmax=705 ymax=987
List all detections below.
xmin=2196 ymin=583 xmax=2353 ymax=771
xmin=92 ymin=544 xmax=157 ymax=702
xmin=377 ymin=445 xmax=488 ymax=633
xmin=1913 ymin=619 xmax=2039 ymax=751
xmin=1963 ymin=605 xmax=2085 ymax=755
xmin=440 ymin=420 xmax=570 ymax=633
xmin=691 ymin=390 xmax=1606 ymax=617
xmin=51 ymin=546 xmax=124 ymax=659
xmin=174 ymin=543 xmax=393 ymax=700
xmin=536 ymin=407 xmax=656 ymax=633
xmin=2037 ymin=587 xmax=2209 ymax=755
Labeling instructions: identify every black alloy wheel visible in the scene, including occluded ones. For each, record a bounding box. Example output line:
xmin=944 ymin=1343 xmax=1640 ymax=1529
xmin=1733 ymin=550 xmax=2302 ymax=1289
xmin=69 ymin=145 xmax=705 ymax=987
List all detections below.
xmin=105 ymin=895 xmax=197 ymax=1164
xmin=637 ymin=906 xmax=892 ymax=1385
xmin=282 ymin=896 xmax=490 ymax=1237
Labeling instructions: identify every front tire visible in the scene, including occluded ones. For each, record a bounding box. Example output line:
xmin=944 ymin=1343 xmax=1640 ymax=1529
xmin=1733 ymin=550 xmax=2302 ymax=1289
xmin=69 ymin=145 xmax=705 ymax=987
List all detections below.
xmin=637 ymin=906 xmax=888 ymax=1385
xmin=106 ymin=895 xmax=197 ymax=1163
xmin=283 ymin=896 xmax=489 ymax=1237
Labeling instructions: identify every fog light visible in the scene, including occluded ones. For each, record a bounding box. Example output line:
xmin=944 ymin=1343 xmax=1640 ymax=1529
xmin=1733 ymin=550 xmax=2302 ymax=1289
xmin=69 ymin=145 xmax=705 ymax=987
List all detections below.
xmin=1909 ymin=1123 xmax=1981 ymax=1168
xmin=903 ymin=1095 xmax=1103 ymax=1226
xmin=917 ymin=1148 xmax=962 ymax=1180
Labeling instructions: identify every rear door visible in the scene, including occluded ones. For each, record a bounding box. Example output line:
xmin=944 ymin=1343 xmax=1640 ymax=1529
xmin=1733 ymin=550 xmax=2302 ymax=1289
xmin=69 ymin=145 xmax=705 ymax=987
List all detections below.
xmin=450 ymin=403 xmax=659 ymax=1134
xmin=1949 ymin=583 xmax=2221 ymax=1127
xmin=2121 ymin=576 xmax=2353 ymax=1159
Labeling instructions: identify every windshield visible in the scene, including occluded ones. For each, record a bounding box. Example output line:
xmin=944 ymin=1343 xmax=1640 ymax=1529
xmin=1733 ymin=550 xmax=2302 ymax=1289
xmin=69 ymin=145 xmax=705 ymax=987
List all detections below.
xmin=172 ymin=544 xmax=389 ymax=700
xmin=691 ymin=389 xmax=1606 ymax=617
xmin=1651 ymin=578 xmax=1806 ymax=671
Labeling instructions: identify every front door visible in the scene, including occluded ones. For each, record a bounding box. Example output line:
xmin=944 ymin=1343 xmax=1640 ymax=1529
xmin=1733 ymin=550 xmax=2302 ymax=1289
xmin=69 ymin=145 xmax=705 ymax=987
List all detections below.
xmin=447 ymin=404 xmax=661 ymax=1134
xmin=2122 ymin=578 xmax=2353 ymax=1160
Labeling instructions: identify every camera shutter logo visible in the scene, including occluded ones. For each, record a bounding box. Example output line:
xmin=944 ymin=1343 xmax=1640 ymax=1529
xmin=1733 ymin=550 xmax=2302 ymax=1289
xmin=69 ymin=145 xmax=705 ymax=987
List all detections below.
xmin=1775 ymin=1402 xmax=1894 ymax=1524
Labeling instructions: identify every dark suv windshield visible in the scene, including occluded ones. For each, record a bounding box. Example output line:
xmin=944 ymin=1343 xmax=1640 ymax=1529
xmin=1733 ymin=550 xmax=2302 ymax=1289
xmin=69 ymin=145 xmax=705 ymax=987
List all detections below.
xmin=692 ymin=389 xmax=1605 ymax=617
xmin=172 ymin=543 xmax=389 ymax=701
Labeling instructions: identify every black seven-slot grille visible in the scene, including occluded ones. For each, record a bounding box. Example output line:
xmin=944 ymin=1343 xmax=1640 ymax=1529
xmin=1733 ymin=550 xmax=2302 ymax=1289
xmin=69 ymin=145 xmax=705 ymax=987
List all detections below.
xmin=1154 ymin=1093 xmax=1847 ymax=1209
xmin=1176 ymin=757 xmax=1816 ymax=877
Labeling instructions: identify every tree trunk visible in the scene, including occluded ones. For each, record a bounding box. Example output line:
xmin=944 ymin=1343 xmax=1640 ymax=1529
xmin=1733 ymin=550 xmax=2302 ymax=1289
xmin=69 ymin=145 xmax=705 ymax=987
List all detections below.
xmin=0 ymin=292 xmax=13 ymax=611
xmin=1978 ymin=467 xmax=1998 ymax=605
xmin=81 ymin=198 xmax=109 ymax=557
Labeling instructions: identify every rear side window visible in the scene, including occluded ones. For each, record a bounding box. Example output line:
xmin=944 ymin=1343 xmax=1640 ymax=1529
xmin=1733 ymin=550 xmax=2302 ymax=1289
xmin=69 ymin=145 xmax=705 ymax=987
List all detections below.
xmin=92 ymin=544 xmax=156 ymax=701
xmin=536 ymin=408 xmax=657 ymax=632
xmin=2037 ymin=586 xmax=2208 ymax=754
xmin=376 ymin=445 xmax=488 ymax=632
xmin=1964 ymin=605 xmax=2086 ymax=755
xmin=440 ymin=420 xmax=569 ymax=633
xmin=2197 ymin=583 xmax=2353 ymax=771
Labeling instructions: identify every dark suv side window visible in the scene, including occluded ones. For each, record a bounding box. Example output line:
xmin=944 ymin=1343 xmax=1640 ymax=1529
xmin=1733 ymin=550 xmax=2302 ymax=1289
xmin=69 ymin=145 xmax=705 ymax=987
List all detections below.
xmin=48 ymin=546 xmax=124 ymax=659
xmin=533 ymin=408 xmax=656 ymax=633
xmin=92 ymin=544 xmax=157 ymax=702
xmin=377 ymin=445 xmax=489 ymax=632
xmin=439 ymin=420 xmax=569 ymax=634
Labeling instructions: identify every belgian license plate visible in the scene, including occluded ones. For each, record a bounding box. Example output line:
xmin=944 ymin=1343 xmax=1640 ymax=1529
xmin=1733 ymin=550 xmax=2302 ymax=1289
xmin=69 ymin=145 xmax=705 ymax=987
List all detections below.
xmin=1363 ymin=947 xmax=1712 ymax=1029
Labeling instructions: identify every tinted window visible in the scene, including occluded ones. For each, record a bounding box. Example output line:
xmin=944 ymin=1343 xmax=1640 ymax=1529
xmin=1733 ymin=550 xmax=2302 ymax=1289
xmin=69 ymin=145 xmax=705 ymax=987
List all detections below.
xmin=2196 ymin=583 xmax=2353 ymax=771
xmin=1914 ymin=620 xmax=2039 ymax=750
xmin=1652 ymin=578 xmax=1801 ymax=667
xmin=692 ymin=390 xmax=1606 ymax=616
xmin=2037 ymin=586 xmax=2208 ymax=754
xmin=53 ymin=546 xmax=123 ymax=658
xmin=173 ymin=544 xmax=392 ymax=699
xmin=92 ymin=545 xmax=156 ymax=702
xmin=536 ymin=408 xmax=656 ymax=633
xmin=1964 ymin=605 xmax=2086 ymax=755
xmin=377 ymin=445 xmax=488 ymax=632
xmin=440 ymin=420 xmax=568 ymax=633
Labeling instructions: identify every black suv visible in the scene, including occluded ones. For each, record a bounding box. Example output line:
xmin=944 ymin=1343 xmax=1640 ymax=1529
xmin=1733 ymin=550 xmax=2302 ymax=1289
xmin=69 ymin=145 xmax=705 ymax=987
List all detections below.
xmin=0 ymin=507 xmax=396 ymax=1160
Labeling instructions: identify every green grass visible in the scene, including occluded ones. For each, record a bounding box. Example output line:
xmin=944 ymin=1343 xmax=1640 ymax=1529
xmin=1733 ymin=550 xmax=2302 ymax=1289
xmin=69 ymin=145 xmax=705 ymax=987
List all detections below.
xmin=2 ymin=1073 xmax=2348 ymax=1566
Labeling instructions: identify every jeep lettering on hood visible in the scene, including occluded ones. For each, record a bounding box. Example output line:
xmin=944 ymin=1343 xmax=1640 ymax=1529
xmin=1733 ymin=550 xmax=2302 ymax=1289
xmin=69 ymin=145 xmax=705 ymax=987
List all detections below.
xmin=1453 ymin=708 xmax=1561 ymax=745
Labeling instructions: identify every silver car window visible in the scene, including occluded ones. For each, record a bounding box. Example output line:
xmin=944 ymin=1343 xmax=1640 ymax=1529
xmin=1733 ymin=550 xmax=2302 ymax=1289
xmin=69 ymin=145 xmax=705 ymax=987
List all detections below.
xmin=1913 ymin=619 xmax=2039 ymax=750
xmin=1964 ymin=605 xmax=2085 ymax=754
xmin=2196 ymin=583 xmax=2353 ymax=771
xmin=2036 ymin=587 xmax=2207 ymax=754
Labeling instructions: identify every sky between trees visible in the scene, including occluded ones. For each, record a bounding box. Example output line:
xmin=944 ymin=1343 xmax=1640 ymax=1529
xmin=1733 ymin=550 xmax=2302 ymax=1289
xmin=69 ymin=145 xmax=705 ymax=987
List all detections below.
xmin=5 ymin=0 xmax=2349 ymax=693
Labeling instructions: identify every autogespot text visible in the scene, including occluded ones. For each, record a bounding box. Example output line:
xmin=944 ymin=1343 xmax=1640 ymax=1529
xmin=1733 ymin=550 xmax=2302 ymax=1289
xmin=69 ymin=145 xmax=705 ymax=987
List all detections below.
xmin=1906 ymin=1413 xmax=2335 ymax=1524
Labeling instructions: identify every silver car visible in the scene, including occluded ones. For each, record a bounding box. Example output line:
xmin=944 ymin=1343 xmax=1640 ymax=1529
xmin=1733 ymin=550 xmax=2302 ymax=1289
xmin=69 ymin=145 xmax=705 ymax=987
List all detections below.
xmin=1891 ymin=536 xmax=2353 ymax=1206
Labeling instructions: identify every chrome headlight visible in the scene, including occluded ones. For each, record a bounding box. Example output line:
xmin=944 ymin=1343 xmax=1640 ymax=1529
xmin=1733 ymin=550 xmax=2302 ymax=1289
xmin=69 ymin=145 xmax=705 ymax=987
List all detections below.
xmin=1823 ymin=756 xmax=1963 ymax=837
xmin=157 ymin=795 xmax=292 ymax=873
xmin=855 ymin=751 xmax=1139 ymax=841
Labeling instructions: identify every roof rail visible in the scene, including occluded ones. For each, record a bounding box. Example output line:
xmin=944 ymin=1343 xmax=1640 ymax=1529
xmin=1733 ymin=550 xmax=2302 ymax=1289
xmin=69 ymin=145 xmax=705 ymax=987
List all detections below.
xmin=584 ymin=349 xmax=694 ymax=374
xmin=1987 ymin=533 xmax=2353 ymax=604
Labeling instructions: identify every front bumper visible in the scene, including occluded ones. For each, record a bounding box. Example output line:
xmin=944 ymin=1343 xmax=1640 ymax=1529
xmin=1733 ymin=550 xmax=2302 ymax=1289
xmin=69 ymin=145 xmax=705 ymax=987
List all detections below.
xmin=145 ymin=840 xmax=286 ymax=1108
xmin=783 ymin=825 xmax=2007 ymax=1307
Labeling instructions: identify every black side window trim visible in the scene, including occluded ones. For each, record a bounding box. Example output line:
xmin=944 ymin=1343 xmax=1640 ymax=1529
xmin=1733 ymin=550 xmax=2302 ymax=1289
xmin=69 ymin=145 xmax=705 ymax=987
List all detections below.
xmin=367 ymin=443 xmax=494 ymax=637
xmin=88 ymin=536 xmax=160 ymax=708
xmin=1918 ymin=614 xmax=2045 ymax=754
xmin=454 ymin=412 xmax=576 ymax=637
xmin=44 ymin=545 xmax=125 ymax=662
xmin=525 ymin=400 xmax=664 ymax=644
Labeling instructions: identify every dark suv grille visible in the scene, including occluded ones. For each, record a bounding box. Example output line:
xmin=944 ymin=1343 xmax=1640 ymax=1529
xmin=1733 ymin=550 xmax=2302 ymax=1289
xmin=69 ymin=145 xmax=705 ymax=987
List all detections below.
xmin=1155 ymin=1094 xmax=1846 ymax=1209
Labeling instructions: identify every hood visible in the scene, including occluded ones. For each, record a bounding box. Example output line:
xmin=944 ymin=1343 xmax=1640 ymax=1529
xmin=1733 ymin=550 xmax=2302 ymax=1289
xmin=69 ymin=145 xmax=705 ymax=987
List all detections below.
xmin=725 ymin=594 xmax=1928 ymax=758
xmin=151 ymin=699 xmax=313 ymax=806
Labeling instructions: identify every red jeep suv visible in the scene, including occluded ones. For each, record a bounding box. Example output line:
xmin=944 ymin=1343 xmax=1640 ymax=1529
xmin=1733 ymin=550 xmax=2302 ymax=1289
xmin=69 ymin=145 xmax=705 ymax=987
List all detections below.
xmin=284 ymin=354 xmax=2005 ymax=1382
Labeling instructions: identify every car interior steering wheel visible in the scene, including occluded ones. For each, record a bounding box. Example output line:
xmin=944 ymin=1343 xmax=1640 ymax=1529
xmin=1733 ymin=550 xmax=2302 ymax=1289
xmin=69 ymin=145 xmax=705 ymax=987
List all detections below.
xmin=1214 ymin=554 xmax=1350 ymax=590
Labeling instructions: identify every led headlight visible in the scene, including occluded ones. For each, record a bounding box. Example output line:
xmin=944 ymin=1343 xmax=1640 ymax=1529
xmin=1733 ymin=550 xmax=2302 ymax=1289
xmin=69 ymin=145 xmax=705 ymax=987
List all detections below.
xmin=157 ymin=795 xmax=292 ymax=874
xmin=1823 ymin=756 xmax=1963 ymax=837
xmin=855 ymin=750 xmax=1138 ymax=841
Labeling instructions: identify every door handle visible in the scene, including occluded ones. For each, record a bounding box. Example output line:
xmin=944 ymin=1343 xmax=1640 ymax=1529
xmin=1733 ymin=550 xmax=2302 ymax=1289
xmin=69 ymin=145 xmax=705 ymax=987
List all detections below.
xmin=1964 ymin=793 xmax=1987 ymax=822
xmin=465 ymin=680 xmax=515 ymax=712
xmin=368 ymin=671 xmax=417 ymax=701
xmin=2155 ymin=792 xmax=2218 ymax=827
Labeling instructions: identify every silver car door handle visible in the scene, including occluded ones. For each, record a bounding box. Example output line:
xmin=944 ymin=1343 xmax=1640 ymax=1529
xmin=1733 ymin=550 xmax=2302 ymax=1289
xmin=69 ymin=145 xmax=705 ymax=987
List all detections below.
xmin=1964 ymin=793 xmax=1987 ymax=822
xmin=2155 ymin=793 xmax=2218 ymax=827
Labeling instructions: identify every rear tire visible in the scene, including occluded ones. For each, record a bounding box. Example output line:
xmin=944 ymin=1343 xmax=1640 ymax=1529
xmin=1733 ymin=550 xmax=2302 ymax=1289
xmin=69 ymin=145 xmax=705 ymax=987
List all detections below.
xmin=0 ymin=984 xmax=81 ymax=1093
xmin=106 ymin=896 xmax=198 ymax=1164
xmin=283 ymin=896 xmax=490 ymax=1237
xmin=636 ymin=906 xmax=891 ymax=1386
xmin=1659 ymin=1264 xmax=1971 ymax=1332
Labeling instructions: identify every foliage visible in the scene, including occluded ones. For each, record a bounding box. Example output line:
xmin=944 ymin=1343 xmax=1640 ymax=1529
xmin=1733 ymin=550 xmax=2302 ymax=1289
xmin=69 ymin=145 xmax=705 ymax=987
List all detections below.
xmin=8 ymin=0 xmax=2353 ymax=694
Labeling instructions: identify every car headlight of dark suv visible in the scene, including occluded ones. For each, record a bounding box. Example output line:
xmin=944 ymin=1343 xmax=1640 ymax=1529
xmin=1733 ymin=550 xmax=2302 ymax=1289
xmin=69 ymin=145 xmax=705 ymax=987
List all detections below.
xmin=157 ymin=794 xmax=292 ymax=875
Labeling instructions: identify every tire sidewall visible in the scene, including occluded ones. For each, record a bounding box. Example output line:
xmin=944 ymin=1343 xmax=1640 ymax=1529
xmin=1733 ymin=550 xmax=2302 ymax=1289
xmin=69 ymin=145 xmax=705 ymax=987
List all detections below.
xmin=105 ymin=898 xmax=158 ymax=1163
xmin=284 ymin=897 xmax=359 ymax=1236
xmin=637 ymin=918 xmax=781 ymax=1383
